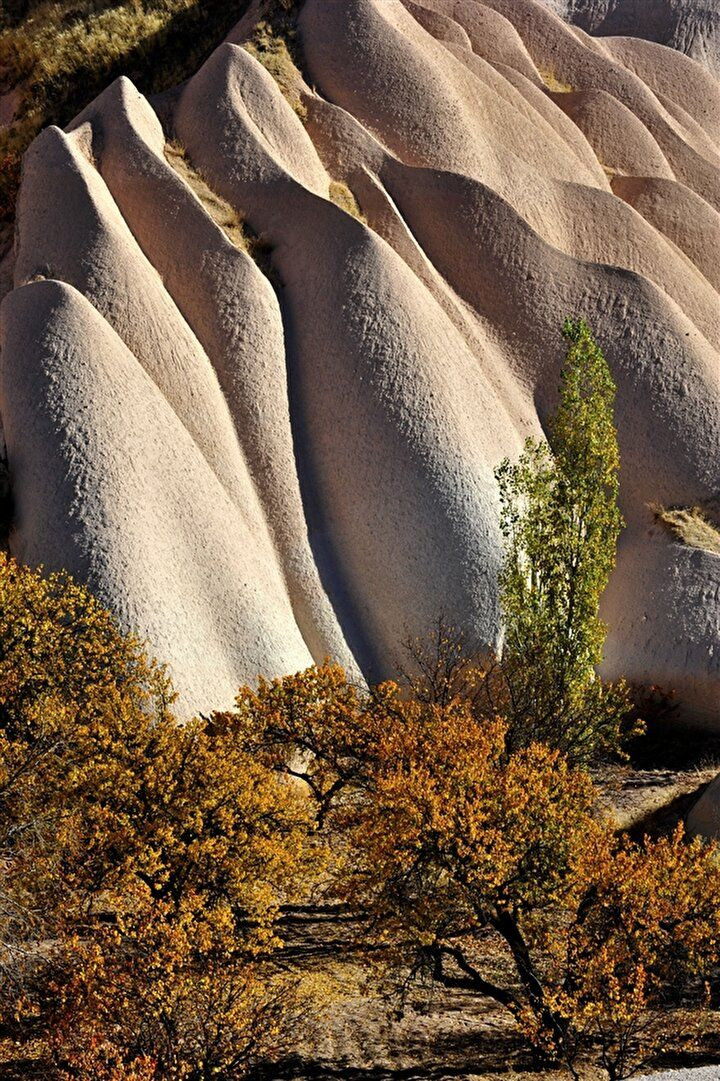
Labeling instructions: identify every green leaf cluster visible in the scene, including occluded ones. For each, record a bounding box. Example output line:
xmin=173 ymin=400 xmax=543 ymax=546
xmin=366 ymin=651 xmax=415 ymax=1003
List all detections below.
xmin=495 ymin=319 xmax=633 ymax=762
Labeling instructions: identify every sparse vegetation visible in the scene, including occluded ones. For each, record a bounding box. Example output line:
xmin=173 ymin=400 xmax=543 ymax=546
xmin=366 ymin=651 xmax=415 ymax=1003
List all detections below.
xmin=165 ymin=141 xmax=247 ymax=248
xmin=328 ymin=179 xmax=366 ymax=221
xmin=0 ymin=0 xmax=313 ymax=229
xmin=164 ymin=140 xmax=277 ymax=281
xmin=243 ymin=9 xmax=307 ymax=120
xmin=165 ymin=139 xmax=365 ymax=278
xmin=0 ymin=0 xmax=252 ymax=222
xmin=653 ymin=504 xmax=720 ymax=555
xmin=541 ymin=68 xmax=575 ymax=94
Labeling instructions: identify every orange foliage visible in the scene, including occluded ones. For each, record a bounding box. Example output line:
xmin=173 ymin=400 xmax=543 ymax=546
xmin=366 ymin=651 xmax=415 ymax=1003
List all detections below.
xmin=231 ymin=662 xmax=720 ymax=1077
xmin=0 ymin=554 xmax=320 ymax=1078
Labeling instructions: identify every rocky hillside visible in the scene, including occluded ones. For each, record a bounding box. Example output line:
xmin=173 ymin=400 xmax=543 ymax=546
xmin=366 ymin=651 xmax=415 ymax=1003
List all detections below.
xmin=540 ymin=0 xmax=720 ymax=73
xmin=0 ymin=0 xmax=718 ymax=718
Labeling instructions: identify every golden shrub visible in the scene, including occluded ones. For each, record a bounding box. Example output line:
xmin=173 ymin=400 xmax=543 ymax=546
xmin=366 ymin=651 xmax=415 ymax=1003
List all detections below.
xmin=231 ymin=662 xmax=720 ymax=1077
xmin=0 ymin=554 xmax=320 ymax=1078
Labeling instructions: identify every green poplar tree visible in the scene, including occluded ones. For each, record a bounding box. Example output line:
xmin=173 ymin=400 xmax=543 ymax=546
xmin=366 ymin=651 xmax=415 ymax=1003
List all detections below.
xmin=494 ymin=319 xmax=634 ymax=762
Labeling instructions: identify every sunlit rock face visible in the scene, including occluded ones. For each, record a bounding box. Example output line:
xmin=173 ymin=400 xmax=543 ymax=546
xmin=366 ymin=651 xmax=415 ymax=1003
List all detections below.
xmin=537 ymin=0 xmax=720 ymax=74
xmin=0 ymin=0 xmax=718 ymax=721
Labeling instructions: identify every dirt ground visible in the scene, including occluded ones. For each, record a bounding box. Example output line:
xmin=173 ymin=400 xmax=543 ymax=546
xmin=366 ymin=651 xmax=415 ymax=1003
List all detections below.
xmin=266 ymin=923 xmax=720 ymax=1080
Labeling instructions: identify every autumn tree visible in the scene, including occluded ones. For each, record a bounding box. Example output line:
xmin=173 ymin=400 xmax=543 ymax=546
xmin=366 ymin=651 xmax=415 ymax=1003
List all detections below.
xmin=0 ymin=554 xmax=320 ymax=1079
xmin=230 ymin=662 xmax=720 ymax=1078
xmin=556 ymin=826 xmax=720 ymax=1079
xmin=493 ymin=318 xmax=633 ymax=763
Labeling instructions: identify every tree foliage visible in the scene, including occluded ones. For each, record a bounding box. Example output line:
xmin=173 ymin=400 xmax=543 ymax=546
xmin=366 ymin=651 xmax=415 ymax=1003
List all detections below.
xmin=0 ymin=553 xmax=319 ymax=1079
xmin=231 ymin=662 xmax=720 ymax=1079
xmin=494 ymin=319 xmax=633 ymax=762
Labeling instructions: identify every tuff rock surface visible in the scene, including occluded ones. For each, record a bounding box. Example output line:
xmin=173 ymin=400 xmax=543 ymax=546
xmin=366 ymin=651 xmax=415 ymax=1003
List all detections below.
xmin=0 ymin=0 xmax=718 ymax=722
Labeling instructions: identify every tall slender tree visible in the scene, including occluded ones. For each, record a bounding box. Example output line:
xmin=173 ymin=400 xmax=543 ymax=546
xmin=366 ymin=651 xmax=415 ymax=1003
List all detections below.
xmin=494 ymin=319 xmax=632 ymax=762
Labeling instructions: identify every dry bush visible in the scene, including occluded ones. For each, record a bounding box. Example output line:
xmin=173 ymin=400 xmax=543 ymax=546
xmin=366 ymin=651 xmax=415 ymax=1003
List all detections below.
xmin=1 ymin=547 xmax=718 ymax=1078
xmin=0 ymin=553 xmax=322 ymax=1078
xmin=329 ymin=180 xmax=365 ymax=221
xmin=653 ymin=504 xmax=720 ymax=555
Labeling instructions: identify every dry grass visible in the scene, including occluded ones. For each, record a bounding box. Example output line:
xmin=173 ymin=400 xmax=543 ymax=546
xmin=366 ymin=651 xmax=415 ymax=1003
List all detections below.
xmin=653 ymin=504 xmax=720 ymax=555
xmin=328 ymin=180 xmax=365 ymax=221
xmin=165 ymin=141 xmax=247 ymax=248
xmin=540 ymin=68 xmax=574 ymax=93
xmin=164 ymin=140 xmax=277 ymax=280
xmin=244 ymin=22 xmax=306 ymax=119
xmin=0 ymin=0 xmax=309 ymax=220
xmin=242 ymin=3 xmax=307 ymax=120
xmin=2 ymin=2 xmax=191 ymax=89
xmin=0 ymin=0 xmax=251 ymax=221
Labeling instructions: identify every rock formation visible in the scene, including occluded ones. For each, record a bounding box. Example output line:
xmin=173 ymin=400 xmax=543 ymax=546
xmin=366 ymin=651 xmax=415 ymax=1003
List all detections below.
xmin=0 ymin=0 xmax=718 ymax=721
xmin=537 ymin=0 xmax=720 ymax=75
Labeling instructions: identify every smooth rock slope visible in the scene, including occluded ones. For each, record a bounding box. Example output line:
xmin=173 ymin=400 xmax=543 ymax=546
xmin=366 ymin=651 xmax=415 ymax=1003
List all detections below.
xmin=538 ymin=0 xmax=720 ymax=75
xmin=0 ymin=0 xmax=718 ymax=720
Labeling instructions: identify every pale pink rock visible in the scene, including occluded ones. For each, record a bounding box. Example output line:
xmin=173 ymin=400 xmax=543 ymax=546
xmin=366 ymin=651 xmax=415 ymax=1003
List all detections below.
xmin=0 ymin=0 xmax=717 ymax=746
